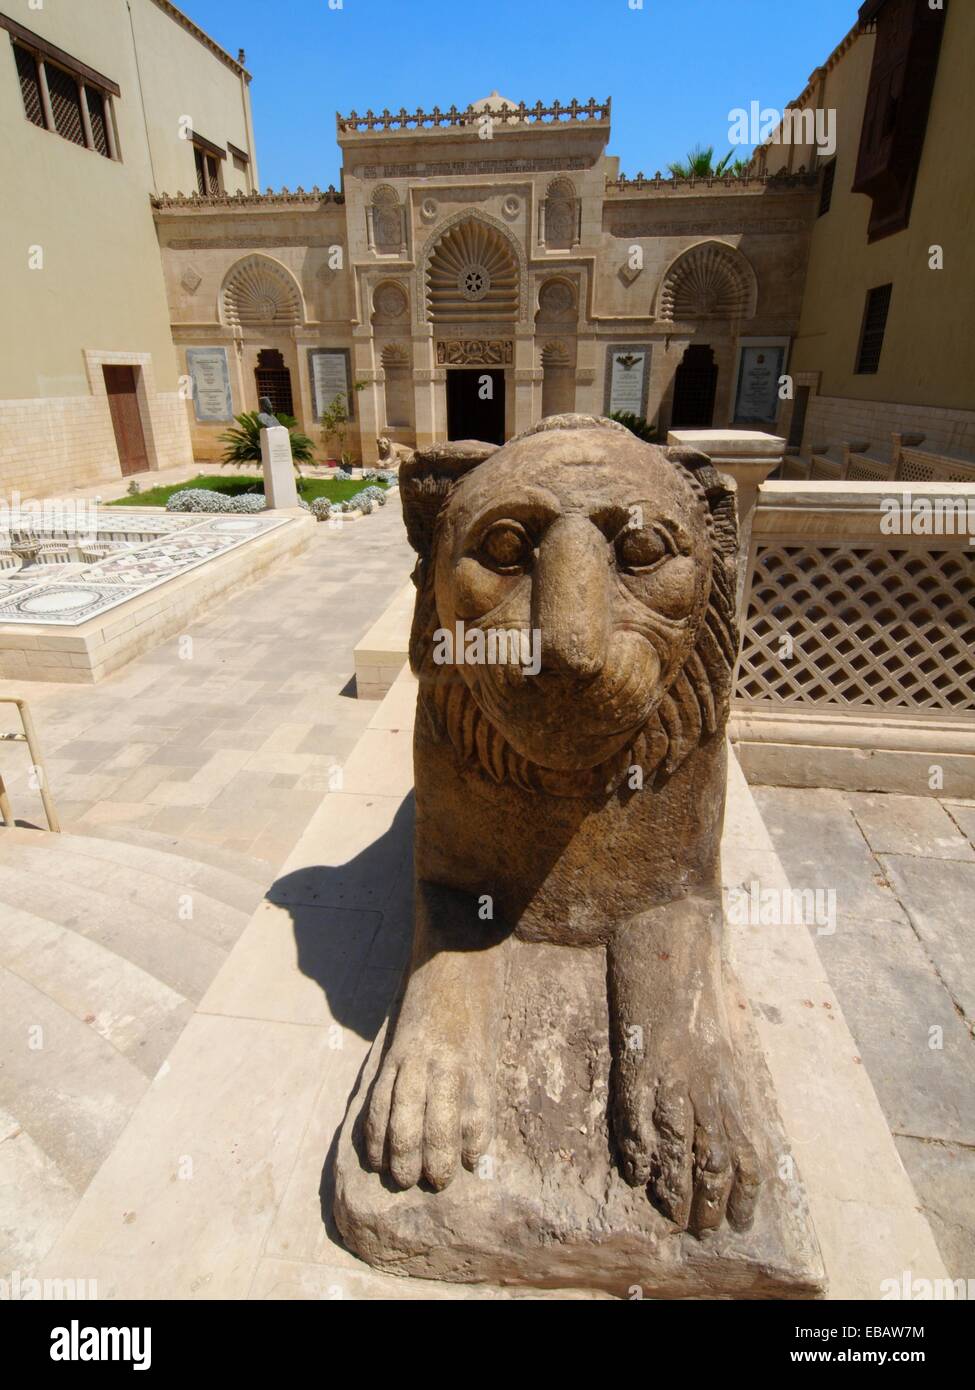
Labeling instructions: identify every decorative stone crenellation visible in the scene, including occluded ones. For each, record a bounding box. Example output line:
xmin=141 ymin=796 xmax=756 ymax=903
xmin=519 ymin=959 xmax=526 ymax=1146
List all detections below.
xmin=337 ymin=98 xmax=611 ymax=134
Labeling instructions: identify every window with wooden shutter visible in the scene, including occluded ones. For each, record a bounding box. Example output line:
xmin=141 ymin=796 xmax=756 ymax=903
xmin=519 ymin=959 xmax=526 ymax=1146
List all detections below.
xmin=14 ymin=44 xmax=45 ymax=126
xmin=46 ymin=63 xmax=86 ymax=146
xmin=5 ymin=18 xmax=122 ymax=157
xmin=852 ymin=0 xmax=948 ymax=242
xmin=86 ymin=86 xmax=110 ymax=157
xmin=855 ymin=284 xmax=893 ymax=374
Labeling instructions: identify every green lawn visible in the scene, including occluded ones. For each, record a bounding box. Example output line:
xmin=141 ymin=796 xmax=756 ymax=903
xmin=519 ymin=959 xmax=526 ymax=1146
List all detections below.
xmin=107 ymin=473 xmax=386 ymax=509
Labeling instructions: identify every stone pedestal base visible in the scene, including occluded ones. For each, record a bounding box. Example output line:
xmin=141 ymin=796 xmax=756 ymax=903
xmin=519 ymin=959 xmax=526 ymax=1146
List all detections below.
xmin=261 ymin=425 xmax=299 ymax=509
xmin=333 ymin=938 xmax=825 ymax=1298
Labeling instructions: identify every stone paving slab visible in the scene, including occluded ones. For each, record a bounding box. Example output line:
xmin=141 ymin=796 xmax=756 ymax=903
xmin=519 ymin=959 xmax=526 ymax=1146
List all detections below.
xmin=0 ymin=495 xmax=414 ymax=871
xmin=34 ymin=664 xmax=947 ymax=1300
xmin=881 ymin=855 xmax=975 ymax=1024
xmin=846 ymin=792 xmax=974 ymax=861
xmin=753 ymin=783 xmax=975 ymax=1279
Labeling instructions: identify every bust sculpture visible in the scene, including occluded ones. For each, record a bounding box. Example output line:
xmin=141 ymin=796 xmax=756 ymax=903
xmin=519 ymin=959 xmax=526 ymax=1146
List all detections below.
xmin=335 ymin=415 xmax=822 ymax=1296
xmin=257 ymin=396 xmax=280 ymax=430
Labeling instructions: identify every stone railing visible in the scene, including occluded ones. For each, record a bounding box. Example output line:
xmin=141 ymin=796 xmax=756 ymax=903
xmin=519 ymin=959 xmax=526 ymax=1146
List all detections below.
xmin=606 ymin=170 xmax=819 ymax=192
xmin=731 ymin=481 xmax=975 ymax=797
xmin=151 ymin=187 xmax=344 ymax=208
xmin=337 ymin=98 xmax=611 ymax=134
xmin=781 ymin=434 xmax=975 ymax=486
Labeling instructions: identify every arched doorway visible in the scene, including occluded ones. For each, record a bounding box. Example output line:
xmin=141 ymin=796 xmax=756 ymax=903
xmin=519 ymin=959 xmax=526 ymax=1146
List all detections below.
xmin=671 ymin=345 xmax=718 ymax=428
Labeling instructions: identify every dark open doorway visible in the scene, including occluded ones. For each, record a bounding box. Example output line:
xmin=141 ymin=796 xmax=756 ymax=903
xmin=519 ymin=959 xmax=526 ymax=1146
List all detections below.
xmin=671 ymin=345 xmax=718 ymax=429
xmin=103 ymin=365 xmax=149 ymax=476
xmin=447 ymin=368 xmax=505 ymax=445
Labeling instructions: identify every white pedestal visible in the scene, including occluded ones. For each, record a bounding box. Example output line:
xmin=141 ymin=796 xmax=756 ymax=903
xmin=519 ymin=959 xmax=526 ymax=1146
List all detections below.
xmin=260 ymin=426 xmax=299 ymax=510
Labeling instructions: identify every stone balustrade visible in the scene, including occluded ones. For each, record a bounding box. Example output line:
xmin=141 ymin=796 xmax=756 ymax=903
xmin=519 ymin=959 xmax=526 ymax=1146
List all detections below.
xmin=336 ymin=98 xmax=611 ymax=134
xmin=731 ymin=480 xmax=975 ymax=796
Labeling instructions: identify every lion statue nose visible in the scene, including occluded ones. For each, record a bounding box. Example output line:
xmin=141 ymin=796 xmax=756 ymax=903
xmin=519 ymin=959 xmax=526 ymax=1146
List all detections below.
xmin=533 ymin=515 xmax=610 ymax=678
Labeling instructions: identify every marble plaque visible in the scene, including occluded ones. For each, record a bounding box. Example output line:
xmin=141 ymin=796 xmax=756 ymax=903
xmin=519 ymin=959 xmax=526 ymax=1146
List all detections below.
xmin=187 ymin=348 xmax=233 ymax=422
xmin=603 ymin=344 xmax=652 ymax=418
xmin=734 ymin=346 xmax=786 ymax=424
xmin=309 ymin=349 xmax=353 ymax=421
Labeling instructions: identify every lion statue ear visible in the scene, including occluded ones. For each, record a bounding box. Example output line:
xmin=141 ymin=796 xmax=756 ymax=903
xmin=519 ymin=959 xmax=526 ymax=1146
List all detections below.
xmin=664 ymin=446 xmax=739 ymax=569
xmin=399 ymin=439 xmax=499 ymax=560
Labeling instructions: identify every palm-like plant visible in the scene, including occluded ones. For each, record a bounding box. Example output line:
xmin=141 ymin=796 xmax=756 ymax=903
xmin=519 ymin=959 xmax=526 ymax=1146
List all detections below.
xmin=668 ymin=146 xmax=749 ymax=179
xmin=218 ymin=411 xmax=316 ymax=476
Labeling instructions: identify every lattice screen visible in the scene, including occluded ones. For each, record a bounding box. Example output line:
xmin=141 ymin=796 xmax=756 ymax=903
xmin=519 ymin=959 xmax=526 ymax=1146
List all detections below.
xmin=736 ymin=545 xmax=975 ymax=712
xmin=847 ymin=458 xmax=893 ymax=482
xmin=46 ymin=65 xmax=86 ymax=146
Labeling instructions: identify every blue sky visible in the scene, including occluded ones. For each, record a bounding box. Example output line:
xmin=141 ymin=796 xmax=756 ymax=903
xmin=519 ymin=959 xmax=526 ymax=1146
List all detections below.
xmin=182 ymin=0 xmax=860 ymax=190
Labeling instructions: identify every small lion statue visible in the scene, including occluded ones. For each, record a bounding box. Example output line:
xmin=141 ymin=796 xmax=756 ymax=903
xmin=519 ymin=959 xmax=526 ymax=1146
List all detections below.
xmin=354 ymin=415 xmax=759 ymax=1244
xmin=376 ymin=435 xmax=414 ymax=468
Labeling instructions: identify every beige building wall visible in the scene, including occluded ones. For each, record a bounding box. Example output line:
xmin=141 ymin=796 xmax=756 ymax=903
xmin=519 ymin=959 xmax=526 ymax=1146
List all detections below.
xmin=0 ymin=0 xmax=256 ymax=497
xmin=763 ymin=7 xmax=975 ymax=458
xmin=156 ymin=102 xmax=817 ymax=466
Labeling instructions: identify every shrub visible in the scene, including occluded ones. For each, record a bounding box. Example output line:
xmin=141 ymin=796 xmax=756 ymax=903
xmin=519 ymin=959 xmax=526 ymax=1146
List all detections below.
xmin=218 ymin=411 xmax=316 ymax=471
xmin=311 ymin=498 xmax=332 ymax=520
xmin=609 ymin=410 xmax=658 ymax=443
xmin=166 ymin=488 xmax=228 ymax=513
xmin=228 ymin=494 xmax=268 ymax=514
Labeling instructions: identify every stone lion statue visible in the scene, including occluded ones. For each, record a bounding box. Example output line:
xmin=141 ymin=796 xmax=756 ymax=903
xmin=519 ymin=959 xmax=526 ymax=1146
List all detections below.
xmin=376 ymin=435 xmax=414 ymax=467
xmin=363 ymin=414 xmax=757 ymax=1237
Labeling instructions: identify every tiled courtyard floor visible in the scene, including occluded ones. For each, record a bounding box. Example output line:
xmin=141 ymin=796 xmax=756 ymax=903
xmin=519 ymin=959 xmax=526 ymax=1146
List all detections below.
xmin=753 ymin=786 xmax=975 ymax=1280
xmin=0 ymin=496 xmax=414 ymax=869
xmin=1 ymin=498 xmax=970 ymax=1293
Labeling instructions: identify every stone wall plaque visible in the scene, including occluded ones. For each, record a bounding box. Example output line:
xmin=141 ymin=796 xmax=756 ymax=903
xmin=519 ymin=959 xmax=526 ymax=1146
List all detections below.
xmin=603 ymin=344 xmax=652 ymax=418
xmin=308 ymin=348 xmax=354 ymax=421
xmin=733 ymin=342 xmax=788 ymax=425
xmin=186 ymin=347 xmax=233 ymax=422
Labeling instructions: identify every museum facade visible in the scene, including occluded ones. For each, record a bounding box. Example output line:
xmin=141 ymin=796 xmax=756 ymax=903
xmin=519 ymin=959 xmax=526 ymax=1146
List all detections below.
xmin=156 ymin=95 xmax=818 ymax=466
xmin=4 ymin=0 xmax=971 ymax=489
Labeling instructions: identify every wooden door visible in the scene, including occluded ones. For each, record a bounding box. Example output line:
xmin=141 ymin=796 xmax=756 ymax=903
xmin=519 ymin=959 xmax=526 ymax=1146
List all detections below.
xmin=103 ymin=366 xmax=148 ymax=476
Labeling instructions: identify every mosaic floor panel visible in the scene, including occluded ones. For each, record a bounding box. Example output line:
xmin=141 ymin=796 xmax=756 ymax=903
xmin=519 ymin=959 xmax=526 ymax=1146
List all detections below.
xmin=0 ymin=510 xmax=291 ymax=626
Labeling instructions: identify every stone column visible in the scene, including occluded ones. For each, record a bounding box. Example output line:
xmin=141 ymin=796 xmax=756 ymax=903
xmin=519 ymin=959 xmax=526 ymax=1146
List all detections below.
xmin=352 ymin=327 xmax=381 ymax=465
xmin=513 ymin=332 xmax=538 ymax=433
xmin=412 ymin=331 xmax=440 ymax=449
xmin=667 ymin=427 xmax=785 ymax=612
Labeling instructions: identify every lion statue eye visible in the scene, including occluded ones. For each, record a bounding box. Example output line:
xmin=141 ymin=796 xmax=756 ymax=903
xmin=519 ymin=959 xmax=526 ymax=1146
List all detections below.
xmin=479 ymin=521 xmax=533 ymax=573
xmin=616 ymin=526 xmax=671 ymax=573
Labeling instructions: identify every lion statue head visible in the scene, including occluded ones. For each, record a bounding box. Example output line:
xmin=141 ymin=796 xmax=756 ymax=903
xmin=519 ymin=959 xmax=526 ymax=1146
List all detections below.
xmin=401 ymin=415 xmax=738 ymax=798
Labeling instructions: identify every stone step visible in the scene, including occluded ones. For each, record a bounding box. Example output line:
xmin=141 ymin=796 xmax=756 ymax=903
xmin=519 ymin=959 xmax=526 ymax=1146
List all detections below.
xmin=0 ymin=863 xmax=224 ymax=1002
xmin=0 ymin=826 xmax=267 ymax=916
xmin=0 ymin=968 xmax=149 ymax=1198
xmin=0 ymin=837 xmax=248 ymax=953
xmin=0 ymin=901 xmax=192 ymax=1077
xmin=0 ymin=1105 xmax=79 ymax=1278
xmin=67 ymin=822 xmax=273 ymax=887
